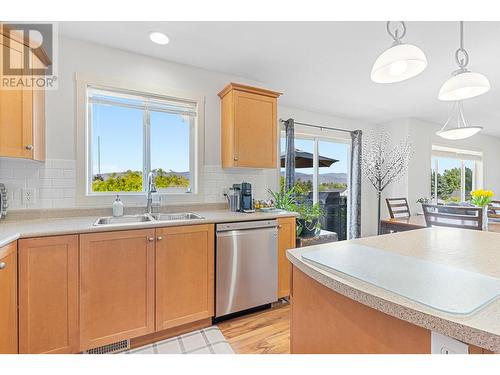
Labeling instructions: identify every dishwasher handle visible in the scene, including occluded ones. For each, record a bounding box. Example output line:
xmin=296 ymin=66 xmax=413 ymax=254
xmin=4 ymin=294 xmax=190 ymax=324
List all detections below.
xmin=216 ymin=220 xmax=278 ymax=232
xmin=216 ymin=227 xmax=278 ymax=238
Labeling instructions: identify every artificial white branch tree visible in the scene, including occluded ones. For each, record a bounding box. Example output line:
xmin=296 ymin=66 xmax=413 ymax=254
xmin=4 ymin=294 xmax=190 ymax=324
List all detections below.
xmin=361 ymin=129 xmax=412 ymax=234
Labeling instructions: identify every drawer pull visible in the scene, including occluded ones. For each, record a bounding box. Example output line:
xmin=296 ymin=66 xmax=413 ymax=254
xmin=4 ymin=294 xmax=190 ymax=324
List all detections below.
xmin=0 ymin=262 xmax=6 ymax=270
xmin=25 ymin=144 xmax=34 ymax=150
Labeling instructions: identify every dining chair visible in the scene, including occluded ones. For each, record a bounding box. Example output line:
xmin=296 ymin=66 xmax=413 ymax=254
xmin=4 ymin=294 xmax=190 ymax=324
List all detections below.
xmin=488 ymin=200 xmax=500 ymax=219
xmin=385 ymin=197 xmax=411 ymax=218
xmin=422 ymin=203 xmax=483 ymax=230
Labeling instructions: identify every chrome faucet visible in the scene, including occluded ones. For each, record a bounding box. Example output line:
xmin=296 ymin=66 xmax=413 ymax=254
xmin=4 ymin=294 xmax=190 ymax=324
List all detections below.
xmin=146 ymin=172 xmax=159 ymax=215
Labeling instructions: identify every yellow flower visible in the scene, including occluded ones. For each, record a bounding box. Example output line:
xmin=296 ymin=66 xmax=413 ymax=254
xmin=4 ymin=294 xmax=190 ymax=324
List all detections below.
xmin=471 ymin=189 xmax=493 ymax=198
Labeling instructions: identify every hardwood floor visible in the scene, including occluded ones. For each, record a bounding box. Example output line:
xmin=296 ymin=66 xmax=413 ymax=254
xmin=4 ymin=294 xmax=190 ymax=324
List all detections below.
xmin=217 ymin=302 xmax=290 ymax=354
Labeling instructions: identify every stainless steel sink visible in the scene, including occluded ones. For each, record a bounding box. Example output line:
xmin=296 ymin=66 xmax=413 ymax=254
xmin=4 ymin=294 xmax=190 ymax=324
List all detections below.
xmin=93 ymin=214 xmax=154 ymax=226
xmin=151 ymin=212 xmax=204 ymax=222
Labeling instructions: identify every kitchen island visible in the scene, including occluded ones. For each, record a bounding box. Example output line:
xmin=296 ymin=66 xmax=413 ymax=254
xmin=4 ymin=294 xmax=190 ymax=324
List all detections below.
xmin=287 ymin=228 xmax=500 ymax=354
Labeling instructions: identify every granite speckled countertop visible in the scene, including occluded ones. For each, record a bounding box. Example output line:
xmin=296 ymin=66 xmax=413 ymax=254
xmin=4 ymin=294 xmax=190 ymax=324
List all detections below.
xmin=0 ymin=208 xmax=297 ymax=248
xmin=287 ymin=227 xmax=500 ymax=353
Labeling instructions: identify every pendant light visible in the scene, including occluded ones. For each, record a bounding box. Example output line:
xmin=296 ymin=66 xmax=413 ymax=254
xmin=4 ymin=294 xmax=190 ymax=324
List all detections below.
xmin=371 ymin=21 xmax=427 ymax=83
xmin=438 ymin=21 xmax=490 ymax=101
xmin=436 ymin=101 xmax=483 ymax=140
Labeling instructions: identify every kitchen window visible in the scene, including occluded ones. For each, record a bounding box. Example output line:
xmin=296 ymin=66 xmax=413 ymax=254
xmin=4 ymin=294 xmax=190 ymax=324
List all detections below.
xmin=86 ymin=86 xmax=199 ymax=195
xmin=431 ymin=145 xmax=482 ymax=203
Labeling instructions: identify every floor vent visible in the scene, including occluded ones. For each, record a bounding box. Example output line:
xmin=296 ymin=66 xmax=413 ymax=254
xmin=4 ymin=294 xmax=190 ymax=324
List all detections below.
xmin=84 ymin=339 xmax=130 ymax=354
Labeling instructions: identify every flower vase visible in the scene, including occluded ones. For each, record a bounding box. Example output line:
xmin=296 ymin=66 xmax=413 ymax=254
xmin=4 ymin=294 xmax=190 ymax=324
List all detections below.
xmin=482 ymin=206 xmax=489 ymax=230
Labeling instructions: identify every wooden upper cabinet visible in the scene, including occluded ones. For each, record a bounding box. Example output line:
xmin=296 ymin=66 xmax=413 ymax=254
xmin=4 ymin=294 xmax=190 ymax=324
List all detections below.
xmin=0 ymin=242 xmax=18 ymax=354
xmin=277 ymin=217 xmax=296 ymax=299
xmin=0 ymin=35 xmax=45 ymax=161
xmin=79 ymin=229 xmax=155 ymax=351
xmin=18 ymin=235 xmax=79 ymax=354
xmin=218 ymin=83 xmax=282 ymax=168
xmin=156 ymin=224 xmax=214 ymax=331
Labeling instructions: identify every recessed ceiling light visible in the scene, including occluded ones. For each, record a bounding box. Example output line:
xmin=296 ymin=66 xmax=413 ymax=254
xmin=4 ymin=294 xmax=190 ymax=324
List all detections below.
xmin=149 ymin=32 xmax=169 ymax=45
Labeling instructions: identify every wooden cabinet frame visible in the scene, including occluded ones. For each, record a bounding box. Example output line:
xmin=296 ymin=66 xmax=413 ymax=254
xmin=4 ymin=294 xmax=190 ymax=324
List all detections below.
xmin=0 ymin=242 xmax=18 ymax=353
xmin=18 ymin=235 xmax=79 ymax=354
xmin=79 ymin=229 xmax=155 ymax=351
xmin=0 ymin=34 xmax=45 ymax=160
xmin=218 ymin=82 xmax=281 ymax=169
xmin=278 ymin=217 xmax=296 ymax=298
xmin=155 ymin=224 xmax=215 ymax=330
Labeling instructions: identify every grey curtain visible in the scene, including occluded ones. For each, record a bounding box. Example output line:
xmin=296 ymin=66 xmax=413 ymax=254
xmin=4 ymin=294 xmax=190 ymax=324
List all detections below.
xmin=284 ymin=118 xmax=295 ymax=191
xmin=349 ymin=130 xmax=362 ymax=239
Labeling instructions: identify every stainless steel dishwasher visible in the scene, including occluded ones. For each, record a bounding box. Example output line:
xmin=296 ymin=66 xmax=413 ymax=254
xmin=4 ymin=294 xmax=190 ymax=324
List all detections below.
xmin=215 ymin=220 xmax=278 ymax=318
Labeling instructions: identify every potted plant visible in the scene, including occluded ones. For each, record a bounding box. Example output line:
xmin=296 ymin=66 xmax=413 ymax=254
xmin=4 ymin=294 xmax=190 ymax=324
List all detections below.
xmin=470 ymin=189 xmax=494 ymax=229
xmin=267 ymin=186 xmax=297 ymax=211
xmin=293 ymin=202 xmax=322 ymax=237
xmin=416 ymin=197 xmax=431 ymax=213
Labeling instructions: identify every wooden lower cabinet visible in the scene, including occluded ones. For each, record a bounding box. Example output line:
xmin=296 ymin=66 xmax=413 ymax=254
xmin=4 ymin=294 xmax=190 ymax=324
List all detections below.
xmin=0 ymin=242 xmax=18 ymax=353
xmin=155 ymin=224 xmax=214 ymax=330
xmin=79 ymin=229 xmax=155 ymax=351
xmin=18 ymin=235 xmax=79 ymax=354
xmin=277 ymin=217 xmax=296 ymax=298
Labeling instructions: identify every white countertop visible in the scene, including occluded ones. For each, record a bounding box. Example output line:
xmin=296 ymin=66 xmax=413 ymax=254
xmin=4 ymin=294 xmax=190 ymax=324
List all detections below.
xmin=0 ymin=209 xmax=297 ymax=248
xmin=287 ymin=228 xmax=500 ymax=352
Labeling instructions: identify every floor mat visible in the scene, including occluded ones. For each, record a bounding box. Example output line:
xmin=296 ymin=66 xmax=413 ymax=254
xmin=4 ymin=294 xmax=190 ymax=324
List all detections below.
xmin=125 ymin=326 xmax=234 ymax=354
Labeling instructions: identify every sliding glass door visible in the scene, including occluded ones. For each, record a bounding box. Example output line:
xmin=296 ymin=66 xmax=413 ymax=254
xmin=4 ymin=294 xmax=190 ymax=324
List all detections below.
xmin=280 ymin=134 xmax=350 ymax=240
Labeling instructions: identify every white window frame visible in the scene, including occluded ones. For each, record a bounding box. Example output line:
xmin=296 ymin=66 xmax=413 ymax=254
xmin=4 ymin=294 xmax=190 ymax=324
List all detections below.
xmin=431 ymin=145 xmax=483 ymax=203
xmin=76 ymin=73 xmax=205 ymax=207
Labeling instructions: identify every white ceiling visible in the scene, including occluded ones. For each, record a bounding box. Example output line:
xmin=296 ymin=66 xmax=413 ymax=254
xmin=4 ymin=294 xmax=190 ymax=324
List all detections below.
xmin=59 ymin=21 xmax=500 ymax=136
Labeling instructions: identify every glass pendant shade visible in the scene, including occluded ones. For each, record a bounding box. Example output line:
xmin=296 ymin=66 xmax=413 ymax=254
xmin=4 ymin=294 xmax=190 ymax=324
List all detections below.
xmin=436 ymin=101 xmax=483 ymax=140
xmin=436 ymin=126 xmax=483 ymax=140
xmin=438 ymin=71 xmax=491 ymax=101
xmin=371 ymin=43 xmax=428 ymax=83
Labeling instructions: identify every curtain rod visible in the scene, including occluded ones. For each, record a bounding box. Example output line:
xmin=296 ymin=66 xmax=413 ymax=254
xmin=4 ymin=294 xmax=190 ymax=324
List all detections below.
xmin=279 ymin=118 xmax=353 ymax=134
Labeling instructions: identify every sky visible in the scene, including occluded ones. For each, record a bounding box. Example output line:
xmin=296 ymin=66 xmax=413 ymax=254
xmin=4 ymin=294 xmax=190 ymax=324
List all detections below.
xmin=91 ymin=103 xmax=190 ymax=175
xmin=431 ymin=157 xmax=475 ymax=173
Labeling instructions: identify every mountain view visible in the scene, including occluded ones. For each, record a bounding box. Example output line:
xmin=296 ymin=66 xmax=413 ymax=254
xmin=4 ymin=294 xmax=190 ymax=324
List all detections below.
xmin=281 ymin=171 xmax=348 ymax=185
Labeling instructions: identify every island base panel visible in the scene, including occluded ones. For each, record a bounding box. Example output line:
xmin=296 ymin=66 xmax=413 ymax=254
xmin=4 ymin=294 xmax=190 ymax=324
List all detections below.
xmin=290 ymin=266 xmax=431 ymax=354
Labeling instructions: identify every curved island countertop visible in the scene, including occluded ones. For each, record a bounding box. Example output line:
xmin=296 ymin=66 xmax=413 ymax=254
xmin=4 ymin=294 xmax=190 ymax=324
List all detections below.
xmin=287 ymin=227 xmax=500 ymax=353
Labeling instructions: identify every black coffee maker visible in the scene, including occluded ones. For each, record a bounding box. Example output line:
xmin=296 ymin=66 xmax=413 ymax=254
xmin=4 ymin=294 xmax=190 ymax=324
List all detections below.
xmin=240 ymin=182 xmax=254 ymax=212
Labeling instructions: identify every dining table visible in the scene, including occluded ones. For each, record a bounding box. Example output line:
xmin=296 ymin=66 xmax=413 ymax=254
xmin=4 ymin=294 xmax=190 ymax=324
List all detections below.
xmin=380 ymin=214 xmax=500 ymax=234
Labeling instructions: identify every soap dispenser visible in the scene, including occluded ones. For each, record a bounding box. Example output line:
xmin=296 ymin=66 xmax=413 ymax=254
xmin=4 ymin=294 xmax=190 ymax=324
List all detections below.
xmin=112 ymin=195 xmax=124 ymax=217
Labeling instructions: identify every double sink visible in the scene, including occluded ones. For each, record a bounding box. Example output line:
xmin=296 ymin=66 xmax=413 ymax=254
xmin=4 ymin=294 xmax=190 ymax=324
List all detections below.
xmin=93 ymin=212 xmax=204 ymax=226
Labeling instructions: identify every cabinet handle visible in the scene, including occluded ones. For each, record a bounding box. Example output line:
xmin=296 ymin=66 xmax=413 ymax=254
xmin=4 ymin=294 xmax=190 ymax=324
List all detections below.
xmin=278 ymin=225 xmax=283 ymax=229
xmin=157 ymin=236 xmax=163 ymax=241
xmin=25 ymin=145 xmax=34 ymax=151
xmin=0 ymin=262 xmax=6 ymax=270
xmin=147 ymin=237 xmax=155 ymax=242
xmin=233 ymin=155 xmax=238 ymax=161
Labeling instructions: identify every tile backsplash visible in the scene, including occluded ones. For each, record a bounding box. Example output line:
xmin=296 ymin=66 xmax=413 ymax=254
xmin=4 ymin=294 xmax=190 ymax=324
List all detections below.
xmin=0 ymin=159 xmax=278 ymax=210
xmin=0 ymin=159 xmax=76 ymax=209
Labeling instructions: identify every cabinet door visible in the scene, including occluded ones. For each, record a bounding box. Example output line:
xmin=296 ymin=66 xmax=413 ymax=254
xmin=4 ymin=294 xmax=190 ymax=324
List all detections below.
xmin=79 ymin=229 xmax=155 ymax=351
xmin=0 ymin=242 xmax=18 ymax=354
xmin=233 ymin=90 xmax=277 ymax=168
xmin=0 ymin=37 xmax=33 ymax=158
xmin=278 ymin=217 xmax=296 ymax=298
xmin=156 ymin=224 xmax=214 ymax=331
xmin=19 ymin=235 xmax=79 ymax=354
